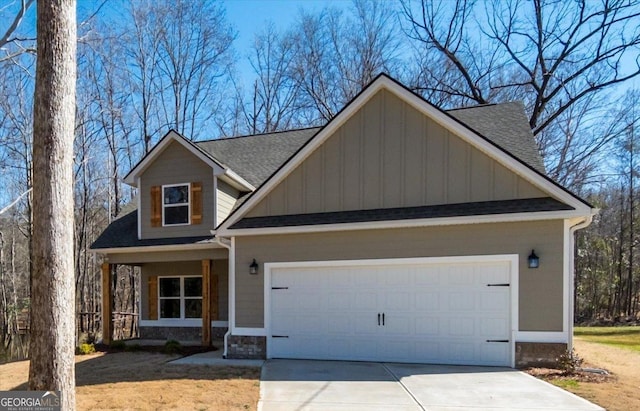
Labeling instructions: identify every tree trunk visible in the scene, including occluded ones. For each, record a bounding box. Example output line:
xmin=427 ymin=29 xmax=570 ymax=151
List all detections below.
xmin=28 ymin=1 xmax=77 ymax=410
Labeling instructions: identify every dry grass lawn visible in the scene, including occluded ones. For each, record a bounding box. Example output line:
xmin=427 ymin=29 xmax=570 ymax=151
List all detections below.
xmin=566 ymin=338 xmax=640 ymax=411
xmin=0 ymin=352 xmax=260 ymax=410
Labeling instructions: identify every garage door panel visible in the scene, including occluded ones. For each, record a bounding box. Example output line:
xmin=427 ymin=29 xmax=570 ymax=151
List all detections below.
xmin=353 ymin=292 xmax=378 ymax=310
xmin=445 ymin=265 xmax=479 ymax=285
xmin=296 ymin=293 xmax=323 ymax=310
xmin=480 ymin=317 xmax=510 ymax=337
xmin=448 ymin=318 xmax=475 ymax=336
xmin=271 ymin=291 xmax=295 ymax=311
xmin=348 ymin=338 xmax=378 ymax=361
xmin=384 ymin=269 xmax=412 ymax=286
xmin=269 ymin=259 xmax=512 ymax=366
xmin=415 ymin=292 xmax=440 ymax=310
xmin=383 ymin=316 xmax=411 ymax=334
xmin=328 ymin=292 xmax=352 ymax=311
xmin=480 ymin=291 xmax=509 ymax=310
xmin=415 ymin=317 xmax=441 ymax=336
xmin=384 ymin=291 xmax=413 ymax=310
xmin=415 ymin=268 xmax=441 ymax=286
xmin=329 ymin=317 xmax=351 ymax=334
xmin=448 ymin=342 xmax=480 ymax=363
xmin=448 ymin=292 xmax=476 ymax=311
xmin=295 ymin=315 xmax=325 ymax=334
xmin=415 ymin=340 xmax=439 ymax=355
xmin=480 ymin=342 xmax=510 ymax=365
xmin=353 ymin=314 xmax=380 ymax=334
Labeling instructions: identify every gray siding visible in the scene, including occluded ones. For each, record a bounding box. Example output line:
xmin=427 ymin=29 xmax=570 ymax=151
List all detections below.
xmin=140 ymin=140 xmax=214 ymax=239
xmin=216 ymin=179 xmax=239 ymax=226
xmin=234 ymin=220 xmax=565 ymax=332
xmin=247 ymin=90 xmax=546 ymax=218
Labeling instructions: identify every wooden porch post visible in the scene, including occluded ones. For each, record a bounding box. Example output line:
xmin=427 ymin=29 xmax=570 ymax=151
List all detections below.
xmin=202 ymin=259 xmax=212 ymax=346
xmin=101 ymin=262 xmax=112 ymax=345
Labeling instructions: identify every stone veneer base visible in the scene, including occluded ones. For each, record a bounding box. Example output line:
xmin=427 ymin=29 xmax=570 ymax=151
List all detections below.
xmin=220 ymin=336 xmax=567 ymax=365
xmin=515 ymin=342 xmax=567 ymax=368
xmin=225 ymin=335 xmax=266 ymax=359
xmin=139 ymin=326 xmax=228 ymax=342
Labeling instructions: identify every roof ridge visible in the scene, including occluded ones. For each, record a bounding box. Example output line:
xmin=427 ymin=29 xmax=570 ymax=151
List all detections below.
xmin=196 ymin=126 xmax=323 ymax=143
xmin=446 ymin=101 xmax=524 ymax=112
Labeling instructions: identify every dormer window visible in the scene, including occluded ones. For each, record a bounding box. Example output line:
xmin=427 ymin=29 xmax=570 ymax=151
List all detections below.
xmin=150 ymin=182 xmax=202 ymax=227
xmin=163 ymin=183 xmax=190 ymax=226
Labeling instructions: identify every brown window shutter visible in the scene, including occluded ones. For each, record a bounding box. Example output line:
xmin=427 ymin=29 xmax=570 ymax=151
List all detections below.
xmin=150 ymin=185 xmax=161 ymax=227
xmin=148 ymin=275 xmax=158 ymax=320
xmin=191 ymin=182 xmax=202 ymax=224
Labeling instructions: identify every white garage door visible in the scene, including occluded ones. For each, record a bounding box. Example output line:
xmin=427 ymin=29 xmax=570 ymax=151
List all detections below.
xmin=267 ymin=258 xmax=513 ymax=366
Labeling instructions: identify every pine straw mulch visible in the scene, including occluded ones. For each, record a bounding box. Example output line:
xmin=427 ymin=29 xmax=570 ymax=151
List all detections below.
xmin=525 ymin=366 xmax=615 ymax=384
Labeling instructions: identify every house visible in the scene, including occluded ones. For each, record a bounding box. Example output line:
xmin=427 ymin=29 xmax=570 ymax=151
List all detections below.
xmin=90 ymin=74 xmax=596 ymax=368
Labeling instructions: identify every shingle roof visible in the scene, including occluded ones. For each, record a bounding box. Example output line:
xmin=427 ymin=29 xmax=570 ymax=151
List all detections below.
xmin=91 ymin=96 xmax=554 ymax=250
xmin=90 ymin=210 xmax=213 ymax=249
xmin=448 ymin=102 xmax=545 ymax=173
xmin=193 ymin=103 xmax=544 ymax=189
xmin=229 ymin=197 xmax=573 ymax=229
xmin=197 ymin=128 xmax=320 ymax=187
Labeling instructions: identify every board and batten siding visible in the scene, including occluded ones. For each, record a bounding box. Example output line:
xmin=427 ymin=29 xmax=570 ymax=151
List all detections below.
xmin=140 ymin=140 xmax=214 ymax=239
xmin=246 ymin=89 xmax=546 ymax=218
xmin=140 ymin=259 xmax=229 ymax=321
xmin=234 ymin=220 xmax=564 ymax=332
xmin=216 ymin=179 xmax=239 ymax=226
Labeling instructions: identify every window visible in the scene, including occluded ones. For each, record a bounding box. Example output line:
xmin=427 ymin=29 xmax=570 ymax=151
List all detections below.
xmin=158 ymin=276 xmax=202 ymax=319
xmin=163 ymin=183 xmax=190 ymax=226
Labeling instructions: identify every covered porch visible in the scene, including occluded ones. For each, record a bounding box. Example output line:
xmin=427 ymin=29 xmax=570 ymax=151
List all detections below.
xmin=100 ymin=246 xmax=229 ymax=347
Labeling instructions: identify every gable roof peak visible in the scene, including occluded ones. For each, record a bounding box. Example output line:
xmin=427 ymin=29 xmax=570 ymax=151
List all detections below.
xmin=122 ymin=129 xmax=229 ymax=186
xmin=216 ymin=73 xmax=594 ymax=231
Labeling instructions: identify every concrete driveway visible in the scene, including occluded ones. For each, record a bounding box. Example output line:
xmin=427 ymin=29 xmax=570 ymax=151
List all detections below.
xmin=259 ymin=359 xmax=603 ymax=411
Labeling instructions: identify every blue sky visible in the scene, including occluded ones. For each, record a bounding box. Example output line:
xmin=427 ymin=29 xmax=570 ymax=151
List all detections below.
xmin=225 ymin=0 xmax=343 ymax=47
xmin=224 ymin=0 xmax=350 ymax=81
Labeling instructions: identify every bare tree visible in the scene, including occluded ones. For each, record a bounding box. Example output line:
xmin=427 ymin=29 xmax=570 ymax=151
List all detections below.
xmin=238 ymin=23 xmax=301 ymax=134
xmin=402 ymin=0 xmax=640 ymax=135
xmin=291 ymin=0 xmax=402 ymax=122
xmin=153 ymin=0 xmax=235 ymax=138
xmin=28 ymin=1 xmax=76 ymax=409
xmin=125 ymin=0 xmax=163 ymax=152
xmin=540 ymin=93 xmax=626 ymax=190
xmin=0 ymin=0 xmax=36 ymax=63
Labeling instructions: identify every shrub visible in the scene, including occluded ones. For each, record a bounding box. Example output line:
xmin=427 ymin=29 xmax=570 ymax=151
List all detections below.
xmin=77 ymin=343 xmax=96 ymax=355
xmin=109 ymin=340 xmax=126 ymax=350
xmin=163 ymin=339 xmax=182 ymax=354
xmin=556 ymin=348 xmax=583 ymax=373
xmin=125 ymin=343 xmax=142 ymax=352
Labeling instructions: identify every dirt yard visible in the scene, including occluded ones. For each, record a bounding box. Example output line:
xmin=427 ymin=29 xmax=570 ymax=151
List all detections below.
xmin=530 ymin=337 xmax=640 ymax=411
xmin=0 ymin=352 xmax=260 ymax=410
xmin=3 ymin=339 xmax=638 ymax=410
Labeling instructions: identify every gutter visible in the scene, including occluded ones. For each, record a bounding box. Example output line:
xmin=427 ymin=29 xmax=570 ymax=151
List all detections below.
xmin=213 ymin=236 xmax=233 ymax=359
xmin=568 ymin=214 xmax=595 ymax=351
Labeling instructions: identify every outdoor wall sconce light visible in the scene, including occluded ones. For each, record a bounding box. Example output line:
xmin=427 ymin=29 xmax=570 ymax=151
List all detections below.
xmin=249 ymin=259 xmax=259 ymax=275
xmin=528 ymin=250 xmax=539 ymax=269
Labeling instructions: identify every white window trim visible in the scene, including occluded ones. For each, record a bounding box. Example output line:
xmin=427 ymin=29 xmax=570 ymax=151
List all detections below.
xmin=162 ymin=183 xmax=191 ymax=227
xmin=158 ymin=275 xmax=203 ymax=320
